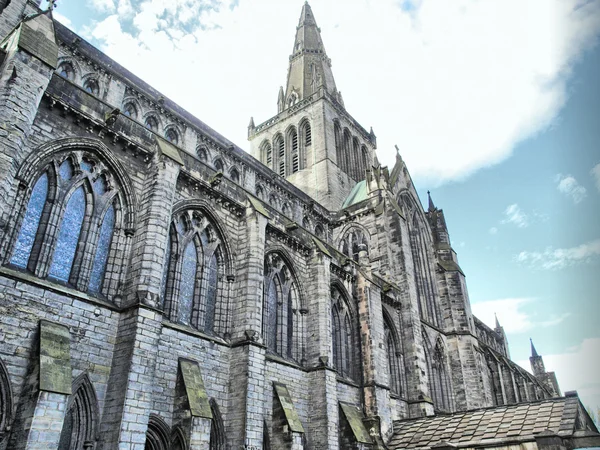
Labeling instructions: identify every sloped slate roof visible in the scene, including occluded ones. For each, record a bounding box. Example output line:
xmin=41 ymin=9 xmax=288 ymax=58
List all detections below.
xmin=389 ymin=396 xmax=584 ymax=449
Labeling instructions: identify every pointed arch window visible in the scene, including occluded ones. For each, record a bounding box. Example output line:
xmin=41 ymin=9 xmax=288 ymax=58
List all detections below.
xmin=7 ymin=152 xmax=125 ymax=299
xmin=383 ymin=311 xmax=406 ymax=397
xmin=123 ymin=102 xmax=137 ymax=119
xmin=58 ymin=374 xmax=99 ymax=450
xmin=57 ymin=62 xmax=74 ymax=80
xmin=214 ymin=159 xmax=224 ymax=172
xmin=197 ymin=146 xmax=208 ymax=162
xmin=274 ymin=135 xmax=285 ymax=177
xmin=288 ymin=127 xmax=299 ymax=173
xmin=229 ymin=168 xmax=240 ymax=183
xmin=331 ymin=287 xmax=358 ymax=380
xmin=83 ymin=79 xmax=99 ymax=96
xmin=425 ymin=340 xmax=453 ymax=412
xmin=163 ymin=210 xmax=228 ymax=336
xmin=402 ymin=195 xmax=441 ymax=327
xmin=165 ymin=128 xmax=179 ymax=145
xmin=339 ymin=228 xmax=368 ymax=263
xmin=144 ymin=415 xmax=170 ymax=450
xmin=262 ymin=252 xmax=304 ymax=363
xmin=209 ymin=398 xmax=226 ymax=450
xmin=145 ymin=116 xmax=159 ymax=132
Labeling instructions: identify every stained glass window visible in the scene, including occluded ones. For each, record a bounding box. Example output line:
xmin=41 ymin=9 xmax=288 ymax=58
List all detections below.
xmin=89 ymin=204 xmax=115 ymax=294
xmin=59 ymin=160 xmax=73 ymax=180
xmin=265 ymin=279 xmax=278 ymax=352
xmin=178 ymin=241 xmax=197 ymax=325
xmin=93 ymin=176 xmax=107 ymax=195
xmin=10 ymin=173 xmax=48 ymax=268
xmin=81 ymin=159 xmax=94 ymax=173
xmin=204 ymin=254 xmax=218 ymax=332
xmin=48 ymin=187 xmax=86 ymax=282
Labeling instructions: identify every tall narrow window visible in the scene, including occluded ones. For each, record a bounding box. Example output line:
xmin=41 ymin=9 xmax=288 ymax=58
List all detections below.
xmin=262 ymin=253 xmax=303 ymax=362
xmin=10 ymin=173 xmax=48 ymax=268
xmin=331 ymin=287 xmax=357 ymax=380
xmin=163 ymin=210 xmax=227 ymax=336
xmin=48 ymin=187 xmax=86 ymax=282
xmin=88 ymin=204 xmax=115 ymax=294
xmin=290 ymin=128 xmax=299 ymax=173
xmin=384 ymin=313 xmax=406 ymax=397
xmin=178 ymin=240 xmax=198 ymax=325
xmin=204 ymin=253 xmax=219 ymax=333
xmin=58 ymin=374 xmax=99 ymax=450
xmin=8 ymin=151 xmax=125 ymax=299
xmin=274 ymin=135 xmax=285 ymax=177
xmin=303 ymin=122 xmax=312 ymax=146
xmin=209 ymin=399 xmax=226 ymax=450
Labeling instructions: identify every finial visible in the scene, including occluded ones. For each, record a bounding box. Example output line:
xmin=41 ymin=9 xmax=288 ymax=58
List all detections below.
xmin=248 ymin=116 xmax=255 ymax=129
xmin=530 ymin=338 xmax=539 ymax=357
xmin=494 ymin=312 xmax=501 ymax=329
xmin=427 ymin=190 xmax=435 ymax=212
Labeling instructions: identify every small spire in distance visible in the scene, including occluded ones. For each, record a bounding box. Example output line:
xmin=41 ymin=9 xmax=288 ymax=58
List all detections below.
xmin=530 ymin=338 xmax=539 ymax=357
xmin=494 ymin=312 xmax=501 ymax=329
xmin=427 ymin=190 xmax=435 ymax=212
xmin=248 ymin=116 xmax=255 ymax=129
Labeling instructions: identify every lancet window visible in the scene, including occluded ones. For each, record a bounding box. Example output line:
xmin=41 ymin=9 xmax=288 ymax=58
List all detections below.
xmin=425 ymin=338 xmax=453 ymax=412
xmin=289 ymin=127 xmax=299 ymax=173
xmin=401 ymin=194 xmax=441 ymax=327
xmin=339 ymin=227 xmax=369 ymax=263
xmin=262 ymin=252 xmax=304 ymax=363
xmin=144 ymin=415 xmax=170 ymax=450
xmin=6 ymin=151 xmax=128 ymax=299
xmin=209 ymin=399 xmax=226 ymax=450
xmin=331 ymin=286 xmax=359 ymax=380
xmin=383 ymin=310 xmax=406 ymax=397
xmin=58 ymin=374 xmax=99 ymax=450
xmin=162 ymin=209 xmax=228 ymax=335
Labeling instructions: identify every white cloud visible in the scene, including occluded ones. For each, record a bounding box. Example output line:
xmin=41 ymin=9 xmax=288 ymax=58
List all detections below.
xmin=52 ymin=11 xmax=73 ymax=28
xmin=502 ymin=203 xmax=529 ymax=228
xmin=555 ymin=173 xmax=587 ymax=203
xmin=516 ymin=238 xmax=600 ymax=270
xmin=518 ymin=338 xmax=600 ymax=413
xmin=592 ymin=163 xmax=600 ymax=193
xmin=60 ymin=0 xmax=600 ymax=185
xmin=87 ymin=0 xmax=115 ymax=13
xmin=489 ymin=227 xmax=498 ymax=235
xmin=472 ymin=297 xmax=569 ymax=334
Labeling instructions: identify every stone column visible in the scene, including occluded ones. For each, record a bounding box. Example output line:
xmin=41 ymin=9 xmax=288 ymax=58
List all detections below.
xmin=356 ymin=248 xmax=391 ymax=446
xmin=227 ymin=201 xmax=268 ymax=449
xmin=98 ymin=154 xmax=181 ymax=449
xmin=0 ymin=13 xmax=57 ymax=248
xmin=304 ymin=247 xmax=339 ymax=449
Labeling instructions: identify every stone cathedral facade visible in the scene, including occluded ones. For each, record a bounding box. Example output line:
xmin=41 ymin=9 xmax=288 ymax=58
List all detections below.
xmin=0 ymin=1 xmax=598 ymax=450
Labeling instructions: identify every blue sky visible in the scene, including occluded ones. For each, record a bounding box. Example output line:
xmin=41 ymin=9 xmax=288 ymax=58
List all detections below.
xmin=44 ymin=0 xmax=600 ymax=413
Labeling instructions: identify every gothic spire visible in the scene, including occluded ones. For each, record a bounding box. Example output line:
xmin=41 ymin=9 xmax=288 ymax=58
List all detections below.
xmin=285 ymin=2 xmax=337 ymax=105
xmin=494 ymin=313 xmax=501 ymax=330
xmin=530 ymin=338 xmax=539 ymax=357
xmin=427 ymin=190 xmax=436 ymax=212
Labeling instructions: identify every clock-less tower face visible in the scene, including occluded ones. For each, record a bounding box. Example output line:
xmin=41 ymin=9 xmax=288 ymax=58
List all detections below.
xmin=248 ymin=2 xmax=376 ymax=211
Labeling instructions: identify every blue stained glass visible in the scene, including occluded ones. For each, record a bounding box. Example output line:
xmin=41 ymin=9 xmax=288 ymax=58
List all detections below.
xmin=59 ymin=160 xmax=73 ymax=180
xmin=48 ymin=187 xmax=86 ymax=282
xmin=88 ymin=205 xmax=115 ymax=294
xmin=266 ymin=279 xmax=278 ymax=352
xmin=81 ymin=159 xmax=94 ymax=173
xmin=93 ymin=176 xmax=107 ymax=195
xmin=178 ymin=241 xmax=197 ymax=325
xmin=204 ymin=254 xmax=218 ymax=332
xmin=10 ymin=173 xmax=48 ymax=268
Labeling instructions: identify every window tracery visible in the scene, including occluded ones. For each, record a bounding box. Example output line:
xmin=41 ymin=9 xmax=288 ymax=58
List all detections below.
xmin=425 ymin=338 xmax=453 ymax=412
xmin=384 ymin=311 xmax=406 ymax=397
xmin=58 ymin=62 xmax=74 ymax=80
xmin=145 ymin=116 xmax=159 ymax=132
xmin=262 ymin=252 xmax=304 ymax=363
xmin=331 ymin=286 xmax=358 ymax=380
xmin=165 ymin=128 xmax=179 ymax=145
xmin=7 ymin=151 xmax=124 ymax=298
xmin=122 ymin=102 xmax=137 ymax=119
xmin=83 ymin=78 xmax=99 ymax=96
xmin=0 ymin=358 xmax=12 ymax=445
xmin=162 ymin=209 xmax=228 ymax=335
xmin=144 ymin=415 xmax=170 ymax=450
xmin=339 ymin=227 xmax=368 ymax=263
xmin=209 ymin=398 xmax=226 ymax=450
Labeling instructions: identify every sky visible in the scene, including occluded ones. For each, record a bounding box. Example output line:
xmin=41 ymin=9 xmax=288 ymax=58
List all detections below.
xmin=43 ymin=0 xmax=600 ymax=415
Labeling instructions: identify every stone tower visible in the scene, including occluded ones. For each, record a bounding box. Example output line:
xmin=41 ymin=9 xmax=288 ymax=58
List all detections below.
xmin=248 ymin=1 xmax=377 ymax=210
xmin=530 ymin=339 xmax=561 ymax=397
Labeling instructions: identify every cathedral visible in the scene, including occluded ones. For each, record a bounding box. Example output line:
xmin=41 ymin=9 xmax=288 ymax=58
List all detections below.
xmin=0 ymin=1 xmax=598 ymax=449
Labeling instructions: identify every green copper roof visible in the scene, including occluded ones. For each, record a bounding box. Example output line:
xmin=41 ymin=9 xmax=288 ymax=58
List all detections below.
xmin=342 ymin=180 xmax=368 ymax=208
